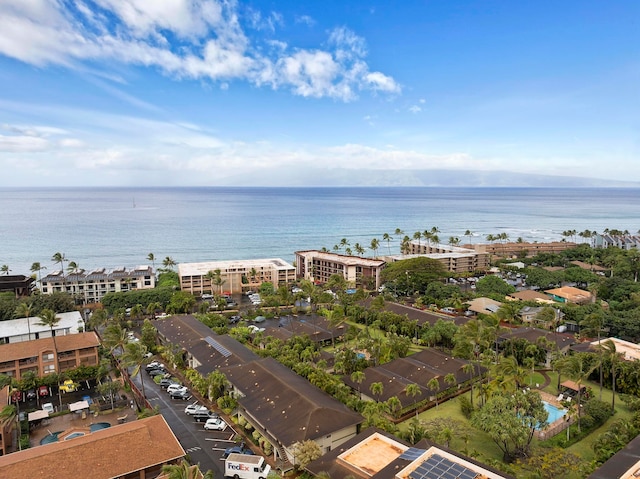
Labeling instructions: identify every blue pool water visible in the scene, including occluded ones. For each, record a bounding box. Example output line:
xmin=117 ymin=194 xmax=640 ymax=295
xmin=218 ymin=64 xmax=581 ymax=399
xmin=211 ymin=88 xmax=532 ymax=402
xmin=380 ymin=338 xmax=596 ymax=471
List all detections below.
xmin=64 ymin=432 xmax=85 ymax=440
xmin=90 ymin=422 xmax=111 ymax=432
xmin=543 ymin=401 xmax=566 ymax=423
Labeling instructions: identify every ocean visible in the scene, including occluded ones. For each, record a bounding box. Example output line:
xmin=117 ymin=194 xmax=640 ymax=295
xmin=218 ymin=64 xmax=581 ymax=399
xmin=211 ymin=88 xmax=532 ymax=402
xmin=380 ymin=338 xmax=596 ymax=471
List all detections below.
xmin=1 ymin=187 xmax=639 ymax=275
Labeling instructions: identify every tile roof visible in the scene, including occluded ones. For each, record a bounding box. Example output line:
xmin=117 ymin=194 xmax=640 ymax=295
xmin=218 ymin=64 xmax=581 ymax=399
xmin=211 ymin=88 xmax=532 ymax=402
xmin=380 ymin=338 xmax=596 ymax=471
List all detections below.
xmin=0 ymin=415 xmax=184 ymax=479
xmin=0 ymin=332 xmax=100 ymax=361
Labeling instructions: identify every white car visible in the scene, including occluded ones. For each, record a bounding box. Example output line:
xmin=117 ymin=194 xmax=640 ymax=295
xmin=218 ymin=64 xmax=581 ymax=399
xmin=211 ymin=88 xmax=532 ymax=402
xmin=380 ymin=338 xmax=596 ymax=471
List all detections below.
xmin=184 ymin=403 xmax=209 ymax=415
xmin=167 ymin=384 xmax=188 ymax=395
xmin=203 ymin=417 xmax=227 ymax=431
xmin=248 ymin=325 xmax=265 ymax=333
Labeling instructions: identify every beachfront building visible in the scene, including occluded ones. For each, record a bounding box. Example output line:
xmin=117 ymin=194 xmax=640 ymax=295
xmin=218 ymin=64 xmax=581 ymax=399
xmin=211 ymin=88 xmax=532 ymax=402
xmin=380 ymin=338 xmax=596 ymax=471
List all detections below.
xmin=40 ymin=266 xmax=155 ymax=304
xmin=0 ymin=275 xmax=35 ymax=298
xmin=544 ymin=285 xmax=594 ymax=304
xmin=0 ymin=311 xmax=83 ymax=344
xmin=403 ymin=242 xmax=490 ymax=273
xmin=592 ymin=233 xmax=640 ymax=250
xmin=469 ymin=240 xmax=576 ymax=258
xmin=0 ymin=415 xmax=185 ymax=478
xmin=295 ymin=250 xmax=385 ymax=290
xmin=178 ymin=258 xmax=296 ymax=296
xmin=0 ymin=332 xmax=100 ymax=380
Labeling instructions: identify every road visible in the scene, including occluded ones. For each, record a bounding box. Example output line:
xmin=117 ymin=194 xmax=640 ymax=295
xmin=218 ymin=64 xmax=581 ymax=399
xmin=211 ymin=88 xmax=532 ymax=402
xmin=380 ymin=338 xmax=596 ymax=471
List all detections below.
xmin=131 ymin=370 xmax=237 ymax=477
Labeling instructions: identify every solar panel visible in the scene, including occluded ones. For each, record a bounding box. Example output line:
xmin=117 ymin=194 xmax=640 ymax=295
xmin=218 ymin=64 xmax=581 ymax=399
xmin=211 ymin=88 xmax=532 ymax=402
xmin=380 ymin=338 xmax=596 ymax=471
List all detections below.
xmin=409 ymin=454 xmax=480 ymax=479
xmin=204 ymin=336 xmax=232 ymax=357
xmin=400 ymin=447 xmax=427 ymax=461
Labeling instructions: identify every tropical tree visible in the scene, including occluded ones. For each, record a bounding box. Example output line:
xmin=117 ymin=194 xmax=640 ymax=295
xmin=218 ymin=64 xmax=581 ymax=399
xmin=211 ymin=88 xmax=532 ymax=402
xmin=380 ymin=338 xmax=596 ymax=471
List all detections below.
xmin=51 ymin=252 xmax=67 ymax=288
xmin=428 ymin=377 xmax=440 ymax=408
xmin=599 ymin=339 xmax=622 ymax=413
xmin=370 ymin=381 xmax=384 ymax=402
xmin=97 ymin=381 xmax=123 ymax=411
xmin=559 ymin=353 xmax=597 ymax=432
xmin=121 ymin=341 xmax=149 ymax=400
xmin=383 ymin=233 xmax=392 ymax=254
xmin=369 ymin=238 xmax=380 ymax=258
xmin=404 ymin=383 xmax=422 ymax=418
xmin=0 ymin=265 xmax=10 ymax=275
xmin=31 ymin=261 xmax=47 ymax=289
xmin=350 ymin=371 xmax=365 ymax=400
xmin=37 ymin=309 xmax=61 ymax=373
xmin=15 ymin=301 xmax=34 ymax=339
xmin=146 ymin=253 xmax=156 ymax=270
xmin=161 ymin=460 xmax=214 ymax=479
xmin=581 ymin=310 xmax=607 ymax=399
xmin=162 ymin=256 xmax=177 ymax=271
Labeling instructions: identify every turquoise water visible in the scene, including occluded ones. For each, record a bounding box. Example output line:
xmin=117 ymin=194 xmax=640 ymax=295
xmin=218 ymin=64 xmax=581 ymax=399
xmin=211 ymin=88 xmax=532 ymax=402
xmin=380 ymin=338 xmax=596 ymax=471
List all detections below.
xmin=64 ymin=432 xmax=85 ymax=440
xmin=90 ymin=422 xmax=111 ymax=432
xmin=2 ymin=187 xmax=640 ymax=275
xmin=543 ymin=401 xmax=566 ymax=423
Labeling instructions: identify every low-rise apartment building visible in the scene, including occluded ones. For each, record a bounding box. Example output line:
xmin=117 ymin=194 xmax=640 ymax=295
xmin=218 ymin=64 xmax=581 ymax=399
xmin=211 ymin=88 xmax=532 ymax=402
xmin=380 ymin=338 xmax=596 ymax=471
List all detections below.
xmin=40 ymin=266 xmax=155 ymax=304
xmin=0 ymin=311 xmax=83 ymax=344
xmin=295 ymin=250 xmax=385 ymax=290
xmin=0 ymin=332 xmax=100 ymax=380
xmin=178 ymin=258 xmax=296 ymax=296
xmin=469 ymin=241 xmax=576 ymax=258
xmin=404 ymin=242 xmax=490 ymax=273
xmin=0 ymin=275 xmax=35 ymax=297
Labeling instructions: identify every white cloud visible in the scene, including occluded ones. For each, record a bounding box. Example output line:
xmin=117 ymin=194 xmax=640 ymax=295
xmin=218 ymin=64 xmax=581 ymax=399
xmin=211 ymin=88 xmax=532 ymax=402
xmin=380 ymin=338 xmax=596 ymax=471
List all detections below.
xmin=0 ymin=134 xmax=50 ymax=152
xmin=295 ymin=15 xmax=315 ymax=26
xmin=409 ymin=105 xmax=422 ymax=113
xmin=0 ymin=1 xmax=398 ymax=101
xmin=419 ymin=98 xmax=426 ymax=104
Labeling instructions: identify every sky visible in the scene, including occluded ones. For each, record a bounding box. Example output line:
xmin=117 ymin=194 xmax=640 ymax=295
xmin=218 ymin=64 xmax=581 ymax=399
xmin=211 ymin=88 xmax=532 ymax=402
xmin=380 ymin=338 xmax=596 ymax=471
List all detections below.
xmin=0 ymin=0 xmax=638 ymax=187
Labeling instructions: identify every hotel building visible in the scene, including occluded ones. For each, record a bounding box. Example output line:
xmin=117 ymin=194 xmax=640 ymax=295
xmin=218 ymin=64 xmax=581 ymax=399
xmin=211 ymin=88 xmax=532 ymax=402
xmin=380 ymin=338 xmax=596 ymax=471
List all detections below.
xmin=178 ymin=258 xmax=296 ymax=296
xmin=294 ymin=250 xmax=386 ymax=290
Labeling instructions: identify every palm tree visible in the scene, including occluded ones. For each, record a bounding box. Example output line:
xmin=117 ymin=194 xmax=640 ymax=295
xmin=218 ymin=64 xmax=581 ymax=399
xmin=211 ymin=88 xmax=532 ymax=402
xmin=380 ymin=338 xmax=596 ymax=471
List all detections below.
xmin=428 ymin=377 xmax=440 ymax=408
xmin=340 ymin=238 xmax=350 ymax=251
xmin=464 ymin=230 xmax=474 ymax=245
xmin=212 ymin=269 xmax=225 ymax=294
xmin=599 ymin=339 xmax=621 ymax=413
xmin=30 ymin=262 xmax=46 ymax=290
xmin=146 ymin=253 xmax=156 ymax=270
xmin=370 ymin=381 xmax=384 ymax=402
xmin=15 ymin=301 xmax=34 ymax=340
xmin=354 ymin=243 xmax=365 ymax=257
xmin=413 ymin=231 xmax=422 ymax=249
xmin=162 ymin=256 xmax=177 ymax=270
xmin=581 ymin=311 xmax=607 ymax=399
xmin=121 ymin=341 xmax=149 ymax=401
xmin=560 ymin=353 xmax=597 ymax=432
xmin=204 ymin=270 xmax=217 ymax=296
xmin=37 ymin=309 xmax=62 ymax=406
xmin=0 ymin=265 xmax=10 ymax=275
xmin=404 ymin=383 xmax=422 ymax=418
xmin=383 ymin=233 xmax=392 ymax=254
xmin=350 ymin=371 xmax=365 ymax=400
xmin=161 ymin=460 xmax=214 ymax=479
xmin=369 ymin=238 xmax=380 ymax=258
xmin=51 ymin=252 xmax=67 ymax=290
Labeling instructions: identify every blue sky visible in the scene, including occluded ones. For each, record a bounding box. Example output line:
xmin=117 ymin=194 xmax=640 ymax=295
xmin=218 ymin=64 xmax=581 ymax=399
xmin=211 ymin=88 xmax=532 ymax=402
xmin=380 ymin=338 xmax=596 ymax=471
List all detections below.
xmin=0 ymin=0 xmax=638 ymax=187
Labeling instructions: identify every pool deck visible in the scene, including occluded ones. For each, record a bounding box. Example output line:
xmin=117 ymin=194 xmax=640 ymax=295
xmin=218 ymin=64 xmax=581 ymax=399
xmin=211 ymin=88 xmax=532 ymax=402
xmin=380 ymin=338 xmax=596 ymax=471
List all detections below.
xmin=29 ymin=408 xmax=131 ymax=447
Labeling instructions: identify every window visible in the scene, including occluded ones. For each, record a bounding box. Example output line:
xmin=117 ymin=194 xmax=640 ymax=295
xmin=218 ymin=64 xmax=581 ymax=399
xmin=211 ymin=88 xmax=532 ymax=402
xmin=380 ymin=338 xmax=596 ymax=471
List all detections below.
xmin=43 ymin=364 xmax=55 ymax=374
xmin=42 ymin=353 xmax=54 ymax=362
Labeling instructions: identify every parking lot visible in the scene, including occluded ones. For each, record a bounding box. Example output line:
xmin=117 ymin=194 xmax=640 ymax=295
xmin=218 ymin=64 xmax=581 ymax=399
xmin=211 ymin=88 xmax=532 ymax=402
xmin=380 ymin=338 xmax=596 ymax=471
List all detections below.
xmin=131 ymin=365 xmax=244 ymax=476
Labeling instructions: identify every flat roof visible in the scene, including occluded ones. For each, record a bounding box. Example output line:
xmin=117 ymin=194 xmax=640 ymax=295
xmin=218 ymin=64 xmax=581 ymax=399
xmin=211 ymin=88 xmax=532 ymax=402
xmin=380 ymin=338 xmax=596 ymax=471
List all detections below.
xmin=591 ymin=338 xmax=640 ymax=362
xmin=178 ymin=258 xmax=295 ymax=276
xmin=296 ymin=250 xmax=386 ymax=267
xmin=0 ymin=311 xmax=83 ymax=338
xmin=337 ymin=432 xmax=408 ymax=476
xmin=396 ymin=446 xmax=510 ymax=479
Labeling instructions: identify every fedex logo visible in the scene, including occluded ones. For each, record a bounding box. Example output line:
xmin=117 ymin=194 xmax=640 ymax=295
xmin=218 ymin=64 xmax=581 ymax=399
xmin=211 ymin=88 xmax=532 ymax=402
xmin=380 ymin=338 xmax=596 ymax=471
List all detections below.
xmin=228 ymin=463 xmax=250 ymax=471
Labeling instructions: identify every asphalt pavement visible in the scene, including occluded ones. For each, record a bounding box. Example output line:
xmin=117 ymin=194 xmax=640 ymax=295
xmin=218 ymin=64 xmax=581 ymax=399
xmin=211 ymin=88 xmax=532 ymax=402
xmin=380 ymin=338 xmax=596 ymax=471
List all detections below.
xmin=130 ymin=369 xmax=237 ymax=477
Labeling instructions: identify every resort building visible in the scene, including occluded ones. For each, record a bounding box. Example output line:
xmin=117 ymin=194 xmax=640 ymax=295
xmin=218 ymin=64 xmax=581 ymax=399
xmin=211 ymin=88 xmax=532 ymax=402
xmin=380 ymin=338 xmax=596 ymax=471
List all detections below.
xmin=0 ymin=332 xmax=100 ymax=380
xmin=572 ymin=338 xmax=640 ymax=362
xmin=40 ymin=266 xmax=155 ymax=304
xmin=295 ymin=250 xmax=385 ymax=290
xmin=0 ymin=275 xmax=35 ymax=297
xmin=178 ymin=258 xmax=296 ymax=296
xmin=0 ymin=311 xmax=84 ymax=344
xmin=468 ymin=240 xmax=576 ymax=258
xmin=592 ymin=233 xmax=640 ymax=250
xmin=403 ymin=242 xmax=490 ymax=273
xmin=0 ymin=415 xmax=185 ymax=478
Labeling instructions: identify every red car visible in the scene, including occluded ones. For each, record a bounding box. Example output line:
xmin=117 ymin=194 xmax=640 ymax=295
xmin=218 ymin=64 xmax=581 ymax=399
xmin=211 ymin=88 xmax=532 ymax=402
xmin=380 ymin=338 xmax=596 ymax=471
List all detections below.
xmin=38 ymin=385 xmax=50 ymax=397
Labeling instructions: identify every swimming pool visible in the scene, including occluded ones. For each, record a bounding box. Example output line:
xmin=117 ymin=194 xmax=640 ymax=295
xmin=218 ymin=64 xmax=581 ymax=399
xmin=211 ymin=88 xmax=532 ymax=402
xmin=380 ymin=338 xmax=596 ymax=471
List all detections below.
xmin=90 ymin=422 xmax=111 ymax=432
xmin=543 ymin=401 xmax=566 ymax=423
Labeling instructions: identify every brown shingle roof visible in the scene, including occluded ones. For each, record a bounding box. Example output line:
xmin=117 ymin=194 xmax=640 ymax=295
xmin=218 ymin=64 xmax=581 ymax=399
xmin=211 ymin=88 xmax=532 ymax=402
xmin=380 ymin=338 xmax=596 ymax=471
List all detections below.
xmin=0 ymin=332 xmax=100 ymax=362
xmin=221 ymin=357 xmax=362 ymax=447
xmin=0 ymin=415 xmax=184 ymax=478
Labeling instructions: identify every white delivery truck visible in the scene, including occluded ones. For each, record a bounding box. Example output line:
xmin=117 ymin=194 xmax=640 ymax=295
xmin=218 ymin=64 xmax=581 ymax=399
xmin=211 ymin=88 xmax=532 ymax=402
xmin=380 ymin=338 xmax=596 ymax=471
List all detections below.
xmin=224 ymin=453 xmax=271 ymax=479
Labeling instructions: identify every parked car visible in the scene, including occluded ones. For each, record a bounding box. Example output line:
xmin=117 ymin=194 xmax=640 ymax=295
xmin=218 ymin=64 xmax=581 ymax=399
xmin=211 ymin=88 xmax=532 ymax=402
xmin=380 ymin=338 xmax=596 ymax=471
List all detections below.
xmin=253 ymin=316 xmax=266 ymax=323
xmin=26 ymin=389 xmax=37 ymax=401
xmin=247 ymin=325 xmax=265 ymax=333
xmin=193 ymin=410 xmax=219 ymax=422
xmin=148 ymin=369 xmax=168 ymax=378
xmin=201 ymin=293 xmax=213 ymax=300
xmin=38 ymin=385 xmax=49 ymax=398
xmin=229 ymin=315 xmax=241 ymax=324
xmin=203 ymin=417 xmax=227 ymax=431
xmin=159 ymin=378 xmax=179 ymax=389
xmin=184 ymin=403 xmax=209 ymax=415
xmin=223 ymin=445 xmax=254 ymax=459
xmin=145 ymin=361 xmax=164 ymax=371
xmin=42 ymin=403 xmax=54 ymax=414
xmin=167 ymin=384 xmax=188 ymax=394
xmin=59 ymin=379 xmax=77 ymax=393
xmin=170 ymin=389 xmax=192 ymax=400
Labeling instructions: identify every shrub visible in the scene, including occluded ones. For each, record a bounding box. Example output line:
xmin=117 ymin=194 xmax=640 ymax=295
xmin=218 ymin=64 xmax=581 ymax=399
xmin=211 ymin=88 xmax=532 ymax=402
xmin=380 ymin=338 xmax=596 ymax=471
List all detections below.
xmin=459 ymin=395 xmax=474 ymax=419
xmin=583 ymin=399 xmax=612 ymax=426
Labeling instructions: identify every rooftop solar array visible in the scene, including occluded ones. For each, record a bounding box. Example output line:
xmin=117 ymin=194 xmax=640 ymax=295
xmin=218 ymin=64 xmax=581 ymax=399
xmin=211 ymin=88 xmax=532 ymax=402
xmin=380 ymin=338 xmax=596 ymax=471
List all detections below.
xmin=409 ymin=454 xmax=479 ymax=479
xmin=399 ymin=447 xmax=427 ymax=461
xmin=204 ymin=336 xmax=232 ymax=357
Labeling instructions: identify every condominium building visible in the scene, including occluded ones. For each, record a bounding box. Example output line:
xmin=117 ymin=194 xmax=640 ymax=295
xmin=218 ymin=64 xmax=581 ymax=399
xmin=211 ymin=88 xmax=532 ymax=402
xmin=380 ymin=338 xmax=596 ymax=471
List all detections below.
xmin=294 ymin=250 xmax=385 ymax=290
xmin=468 ymin=241 xmax=576 ymax=258
xmin=40 ymin=266 xmax=155 ymax=304
xmin=178 ymin=258 xmax=296 ymax=296
xmin=400 ymin=242 xmax=490 ymax=273
xmin=0 ymin=331 xmax=100 ymax=380
xmin=0 ymin=311 xmax=83 ymax=344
